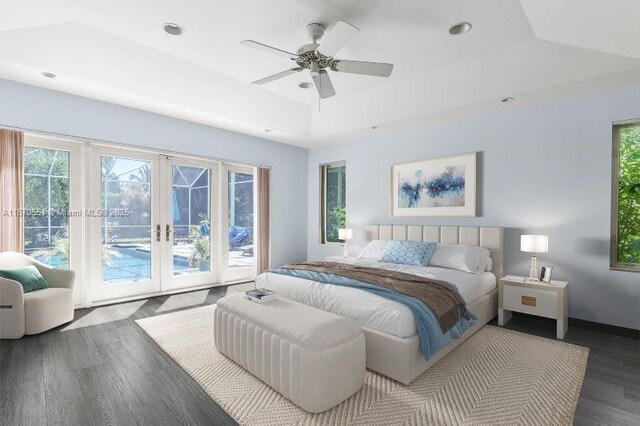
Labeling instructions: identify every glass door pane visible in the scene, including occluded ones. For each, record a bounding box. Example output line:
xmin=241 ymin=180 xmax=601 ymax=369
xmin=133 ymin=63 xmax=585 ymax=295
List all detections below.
xmin=171 ymin=164 xmax=211 ymax=276
xmin=23 ymin=147 xmax=71 ymax=268
xmin=223 ymin=164 xmax=256 ymax=282
xmin=162 ymin=156 xmax=217 ymax=291
xmin=101 ymin=156 xmax=153 ymax=283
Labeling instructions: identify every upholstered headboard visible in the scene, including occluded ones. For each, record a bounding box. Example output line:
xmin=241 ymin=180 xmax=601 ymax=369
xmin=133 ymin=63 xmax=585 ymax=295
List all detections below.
xmin=366 ymin=225 xmax=504 ymax=279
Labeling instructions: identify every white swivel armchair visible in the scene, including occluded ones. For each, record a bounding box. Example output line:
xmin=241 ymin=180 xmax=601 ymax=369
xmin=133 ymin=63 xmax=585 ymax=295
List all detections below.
xmin=0 ymin=252 xmax=75 ymax=339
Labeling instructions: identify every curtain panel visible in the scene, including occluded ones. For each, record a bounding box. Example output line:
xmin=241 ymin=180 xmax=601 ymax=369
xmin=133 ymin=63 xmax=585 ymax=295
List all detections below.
xmin=0 ymin=129 xmax=25 ymax=252
xmin=257 ymin=167 xmax=271 ymax=274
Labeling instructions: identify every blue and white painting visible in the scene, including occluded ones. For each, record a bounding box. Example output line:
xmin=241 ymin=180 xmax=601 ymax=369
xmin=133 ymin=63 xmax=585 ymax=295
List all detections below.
xmin=392 ymin=152 xmax=477 ymax=217
xmin=398 ymin=165 xmax=466 ymax=208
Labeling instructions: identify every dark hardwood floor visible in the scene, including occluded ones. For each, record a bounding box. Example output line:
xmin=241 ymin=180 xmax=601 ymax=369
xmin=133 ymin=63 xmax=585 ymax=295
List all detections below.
xmin=0 ymin=286 xmax=238 ymax=426
xmin=488 ymin=314 xmax=640 ymax=426
xmin=1 ymin=286 xmax=638 ymax=425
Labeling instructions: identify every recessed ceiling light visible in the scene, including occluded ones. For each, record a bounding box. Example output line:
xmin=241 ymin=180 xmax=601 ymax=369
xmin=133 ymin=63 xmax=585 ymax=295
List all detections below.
xmin=264 ymin=129 xmax=272 ymax=133
xmin=298 ymin=81 xmax=313 ymax=89
xmin=163 ymin=23 xmax=184 ymax=36
xmin=41 ymin=72 xmax=56 ymax=79
xmin=371 ymin=125 xmax=379 ymax=130
xmin=449 ymin=22 xmax=472 ymax=35
xmin=501 ymin=97 xmax=515 ymax=103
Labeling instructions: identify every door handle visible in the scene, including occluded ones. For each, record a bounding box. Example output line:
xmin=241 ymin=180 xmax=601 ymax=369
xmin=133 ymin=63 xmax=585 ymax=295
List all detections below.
xmin=156 ymin=224 xmax=161 ymax=242
xmin=166 ymin=224 xmax=171 ymax=242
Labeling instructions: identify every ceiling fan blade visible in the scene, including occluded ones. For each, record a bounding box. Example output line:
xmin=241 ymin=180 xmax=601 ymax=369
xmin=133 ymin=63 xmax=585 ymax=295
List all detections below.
xmin=240 ymin=40 xmax=298 ymax=59
xmin=331 ymin=60 xmax=394 ymax=77
xmin=319 ymin=21 xmax=359 ymax=57
xmin=312 ymin=70 xmax=336 ymax=99
xmin=252 ymin=69 xmax=301 ymax=85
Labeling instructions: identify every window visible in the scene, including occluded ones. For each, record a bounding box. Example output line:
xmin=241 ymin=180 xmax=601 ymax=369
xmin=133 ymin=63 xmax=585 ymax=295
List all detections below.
xmin=24 ymin=146 xmax=71 ymax=269
xmin=611 ymin=122 xmax=640 ymax=272
xmin=320 ymin=162 xmax=346 ymax=243
xmin=221 ymin=163 xmax=257 ymax=283
xmin=227 ymin=168 xmax=255 ymax=269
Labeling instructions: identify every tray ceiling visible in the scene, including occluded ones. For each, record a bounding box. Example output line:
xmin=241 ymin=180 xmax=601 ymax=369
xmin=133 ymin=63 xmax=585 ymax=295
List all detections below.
xmin=1 ymin=0 xmax=639 ymax=147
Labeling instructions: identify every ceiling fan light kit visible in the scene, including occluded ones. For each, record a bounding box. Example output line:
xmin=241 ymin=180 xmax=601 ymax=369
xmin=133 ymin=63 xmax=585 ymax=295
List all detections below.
xmin=305 ymin=23 xmax=325 ymax=43
xmin=241 ymin=20 xmax=394 ymax=100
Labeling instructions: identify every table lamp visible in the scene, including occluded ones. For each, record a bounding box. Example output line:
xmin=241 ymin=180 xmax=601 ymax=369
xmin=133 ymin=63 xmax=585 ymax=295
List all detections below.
xmin=338 ymin=228 xmax=353 ymax=257
xmin=521 ymin=235 xmax=548 ymax=281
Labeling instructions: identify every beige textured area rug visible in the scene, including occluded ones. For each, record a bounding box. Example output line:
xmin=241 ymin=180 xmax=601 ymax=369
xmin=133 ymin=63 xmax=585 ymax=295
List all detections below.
xmin=137 ymin=305 xmax=589 ymax=425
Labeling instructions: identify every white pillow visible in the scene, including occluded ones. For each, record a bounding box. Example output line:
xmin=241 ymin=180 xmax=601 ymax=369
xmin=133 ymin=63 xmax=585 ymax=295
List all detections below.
xmin=357 ymin=240 xmax=388 ymax=259
xmin=485 ymin=256 xmax=493 ymax=272
xmin=428 ymin=244 xmax=491 ymax=274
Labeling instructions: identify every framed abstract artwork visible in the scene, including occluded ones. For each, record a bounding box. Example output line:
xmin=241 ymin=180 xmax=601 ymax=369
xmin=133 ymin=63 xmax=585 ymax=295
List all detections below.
xmin=391 ymin=152 xmax=477 ymax=217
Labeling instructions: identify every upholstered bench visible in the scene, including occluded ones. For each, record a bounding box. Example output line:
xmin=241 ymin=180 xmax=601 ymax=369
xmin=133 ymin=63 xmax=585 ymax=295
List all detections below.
xmin=214 ymin=294 xmax=365 ymax=413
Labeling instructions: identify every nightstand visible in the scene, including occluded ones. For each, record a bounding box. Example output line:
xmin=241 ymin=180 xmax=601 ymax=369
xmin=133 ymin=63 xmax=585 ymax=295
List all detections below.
xmin=498 ymin=275 xmax=569 ymax=339
xmin=325 ymin=256 xmax=358 ymax=263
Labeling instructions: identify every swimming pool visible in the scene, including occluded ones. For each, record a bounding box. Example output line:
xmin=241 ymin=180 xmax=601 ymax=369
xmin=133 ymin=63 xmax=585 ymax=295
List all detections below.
xmin=37 ymin=247 xmax=192 ymax=283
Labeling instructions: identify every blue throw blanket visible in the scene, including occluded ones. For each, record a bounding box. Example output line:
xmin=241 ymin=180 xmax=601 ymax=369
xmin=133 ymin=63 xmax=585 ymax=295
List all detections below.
xmin=268 ymin=267 xmax=477 ymax=361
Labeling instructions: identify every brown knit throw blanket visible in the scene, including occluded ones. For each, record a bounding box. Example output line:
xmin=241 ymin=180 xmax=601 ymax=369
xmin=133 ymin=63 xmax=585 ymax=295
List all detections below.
xmin=280 ymin=261 xmax=471 ymax=333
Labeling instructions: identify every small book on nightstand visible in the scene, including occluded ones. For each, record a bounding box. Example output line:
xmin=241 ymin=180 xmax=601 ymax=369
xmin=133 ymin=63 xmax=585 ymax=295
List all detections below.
xmin=246 ymin=288 xmax=278 ymax=303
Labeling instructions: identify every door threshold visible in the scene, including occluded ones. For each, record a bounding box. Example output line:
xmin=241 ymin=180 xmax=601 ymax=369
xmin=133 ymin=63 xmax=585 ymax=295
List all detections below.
xmin=86 ymin=282 xmax=227 ymax=308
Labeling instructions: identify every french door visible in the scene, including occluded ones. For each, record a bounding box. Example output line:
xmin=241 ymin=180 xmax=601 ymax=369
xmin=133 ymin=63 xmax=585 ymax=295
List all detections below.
xmin=19 ymin=129 xmax=265 ymax=307
xmin=161 ymin=156 xmax=218 ymax=291
xmin=90 ymin=148 xmax=220 ymax=302
xmin=90 ymin=147 xmax=162 ymax=302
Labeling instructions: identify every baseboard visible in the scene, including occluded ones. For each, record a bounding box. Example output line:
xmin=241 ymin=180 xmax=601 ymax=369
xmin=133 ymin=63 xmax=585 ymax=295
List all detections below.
xmin=568 ymin=317 xmax=639 ymax=340
xmin=80 ymin=281 xmax=255 ymax=309
xmin=86 ymin=282 xmax=227 ymax=308
xmin=510 ymin=312 xmax=639 ymax=340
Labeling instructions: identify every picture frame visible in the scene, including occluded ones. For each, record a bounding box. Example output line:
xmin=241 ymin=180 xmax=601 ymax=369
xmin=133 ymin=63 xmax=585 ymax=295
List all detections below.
xmin=391 ymin=152 xmax=477 ymax=217
xmin=539 ymin=265 xmax=553 ymax=283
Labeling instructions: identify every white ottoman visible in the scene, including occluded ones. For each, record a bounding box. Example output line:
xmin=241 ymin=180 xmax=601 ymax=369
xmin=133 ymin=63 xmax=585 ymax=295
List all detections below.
xmin=214 ymin=294 xmax=366 ymax=413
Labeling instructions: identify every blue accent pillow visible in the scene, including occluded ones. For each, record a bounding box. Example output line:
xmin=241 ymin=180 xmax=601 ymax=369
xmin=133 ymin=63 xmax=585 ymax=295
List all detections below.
xmin=378 ymin=240 xmax=437 ymax=266
xmin=0 ymin=265 xmax=49 ymax=293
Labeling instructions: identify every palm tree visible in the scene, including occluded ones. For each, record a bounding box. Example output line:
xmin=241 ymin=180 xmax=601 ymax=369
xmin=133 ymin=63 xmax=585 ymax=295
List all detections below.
xmin=130 ymin=163 xmax=151 ymax=183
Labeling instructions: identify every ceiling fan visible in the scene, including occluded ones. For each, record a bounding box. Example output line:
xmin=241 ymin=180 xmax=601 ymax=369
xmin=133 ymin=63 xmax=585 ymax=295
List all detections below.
xmin=241 ymin=21 xmax=394 ymax=99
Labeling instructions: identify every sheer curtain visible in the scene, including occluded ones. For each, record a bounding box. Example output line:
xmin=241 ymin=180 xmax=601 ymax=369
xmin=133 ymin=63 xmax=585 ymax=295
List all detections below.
xmin=257 ymin=167 xmax=271 ymax=274
xmin=0 ymin=129 xmax=25 ymax=252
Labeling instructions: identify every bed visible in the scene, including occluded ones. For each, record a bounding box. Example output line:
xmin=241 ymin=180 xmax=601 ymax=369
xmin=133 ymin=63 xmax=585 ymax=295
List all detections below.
xmin=256 ymin=225 xmax=503 ymax=384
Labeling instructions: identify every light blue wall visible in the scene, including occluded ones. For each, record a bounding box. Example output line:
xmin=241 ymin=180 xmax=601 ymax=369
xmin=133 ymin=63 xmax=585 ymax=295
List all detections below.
xmin=308 ymin=85 xmax=640 ymax=330
xmin=2 ymin=78 xmax=637 ymax=329
xmin=0 ymin=79 xmax=308 ymax=268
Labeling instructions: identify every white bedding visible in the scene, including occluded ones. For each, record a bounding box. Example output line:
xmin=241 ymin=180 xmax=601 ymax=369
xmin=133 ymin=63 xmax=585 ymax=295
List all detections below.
xmin=255 ymin=259 xmax=496 ymax=339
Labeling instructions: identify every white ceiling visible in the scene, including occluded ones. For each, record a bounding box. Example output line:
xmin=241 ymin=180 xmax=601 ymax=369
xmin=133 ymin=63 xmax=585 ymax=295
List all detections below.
xmin=1 ymin=0 xmax=639 ymax=148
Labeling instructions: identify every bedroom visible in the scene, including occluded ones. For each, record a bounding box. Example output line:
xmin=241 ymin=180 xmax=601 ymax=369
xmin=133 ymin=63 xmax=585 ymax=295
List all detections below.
xmin=0 ymin=1 xmax=638 ymax=425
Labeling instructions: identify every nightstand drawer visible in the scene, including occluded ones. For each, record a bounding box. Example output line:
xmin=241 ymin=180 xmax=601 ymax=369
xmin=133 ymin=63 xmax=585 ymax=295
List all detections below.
xmin=503 ymin=285 xmax=557 ymax=319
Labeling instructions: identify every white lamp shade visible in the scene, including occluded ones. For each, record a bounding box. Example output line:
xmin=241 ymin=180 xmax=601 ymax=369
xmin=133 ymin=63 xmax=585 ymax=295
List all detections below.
xmin=521 ymin=235 xmax=548 ymax=253
xmin=338 ymin=228 xmax=353 ymax=240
